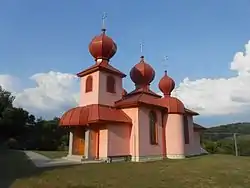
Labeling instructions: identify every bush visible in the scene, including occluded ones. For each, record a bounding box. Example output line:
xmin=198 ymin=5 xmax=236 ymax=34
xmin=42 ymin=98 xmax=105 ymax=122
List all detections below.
xmin=5 ymin=138 xmax=20 ymax=149
xmin=203 ymin=141 xmax=219 ymax=154
xmin=57 ymin=144 xmax=68 ymax=151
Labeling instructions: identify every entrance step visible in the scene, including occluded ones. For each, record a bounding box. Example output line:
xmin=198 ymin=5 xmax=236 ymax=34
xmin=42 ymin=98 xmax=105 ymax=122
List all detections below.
xmin=63 ymin=155 xmax=84 ymax=162
xmin=63 ymin=155 xmax=104 ymax=163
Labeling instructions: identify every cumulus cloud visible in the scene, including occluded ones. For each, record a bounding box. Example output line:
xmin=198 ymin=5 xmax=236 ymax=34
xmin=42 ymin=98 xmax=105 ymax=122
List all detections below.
xmin=173 ymin=40 xmax=250 ymax=116
xmin=0 ymin=40 xmax=250 ymax=118
xmin=231 ymin=41 xmax=250 ymax=75
xmin=0 ymin=71 xmax=79 ymax=119
xmin=0 ymin=74 xmax=21 ymax=92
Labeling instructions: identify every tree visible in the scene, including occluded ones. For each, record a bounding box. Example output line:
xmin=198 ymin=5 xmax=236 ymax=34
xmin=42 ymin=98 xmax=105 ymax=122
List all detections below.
xmin=0 ymin=86 xmax=36 ymax=145
xmin=0 ymin=86 xmax=14 ymax=118
xmin=0 ymin=86 xmax=68 ymax=151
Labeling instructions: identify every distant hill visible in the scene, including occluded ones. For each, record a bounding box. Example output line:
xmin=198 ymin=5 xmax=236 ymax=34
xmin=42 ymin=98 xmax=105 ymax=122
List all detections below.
xmin=202 ymin=122 xmax=250 ymax=156
xmin=202 ymin=122 xmax=250 ymax=141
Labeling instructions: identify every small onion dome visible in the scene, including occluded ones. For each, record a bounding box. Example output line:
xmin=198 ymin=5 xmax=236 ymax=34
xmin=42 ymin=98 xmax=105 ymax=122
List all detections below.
xmin=158 ymin=71 xmax=175 ymax=96
xmin=122 ymin=88 xmax=127 ymax=97
xmin=89 ymin=29 xmax=117 ymax=61
xmin=159 ymin=96 xmax=185 ymax=114
xmin=130 ymin=56 xmax=155 ymax=87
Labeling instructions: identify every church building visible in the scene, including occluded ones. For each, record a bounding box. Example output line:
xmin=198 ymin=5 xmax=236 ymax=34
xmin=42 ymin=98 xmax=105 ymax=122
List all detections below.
xmin=59 ymin=27 xmax=207 ymax=162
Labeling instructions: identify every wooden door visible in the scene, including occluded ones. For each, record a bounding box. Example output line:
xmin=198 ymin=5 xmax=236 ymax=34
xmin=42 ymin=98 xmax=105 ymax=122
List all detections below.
xmin=78 ymin=136 xmax=85 ymax=155
xmin=90 ymin=129 xmax=99 ymax=159
xmin=73 ymin=128 xmax=85 ymax=155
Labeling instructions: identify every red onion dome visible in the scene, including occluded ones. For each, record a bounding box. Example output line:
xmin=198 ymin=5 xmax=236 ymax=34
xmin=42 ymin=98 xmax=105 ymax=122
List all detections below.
xmin=158 ymin=71 xmax=175 ymax=96
xmin=89 ymin=29 xmax=117 ymax=61
xmin=130 ymin=56 xmax=155 ymax=87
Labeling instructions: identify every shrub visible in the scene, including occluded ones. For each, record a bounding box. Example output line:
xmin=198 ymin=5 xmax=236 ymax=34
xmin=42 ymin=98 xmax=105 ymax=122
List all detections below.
xmin=6 ymin=138 xmax=20 ymax=149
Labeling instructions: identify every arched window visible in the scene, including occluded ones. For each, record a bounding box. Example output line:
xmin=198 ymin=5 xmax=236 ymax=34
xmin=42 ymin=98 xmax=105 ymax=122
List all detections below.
xmin=106 ymin=75 xmax=116 ymax=93
xmin=85 ymin=76 xmax=93 ymax=93
xmin=149 ymin=111 xmax=157 ymax=145
xmin=183 ymin=116 xmax=189 ymax=144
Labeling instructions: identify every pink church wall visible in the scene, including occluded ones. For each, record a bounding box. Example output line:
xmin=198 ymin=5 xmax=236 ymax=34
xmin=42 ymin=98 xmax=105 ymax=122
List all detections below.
xmin=122 ymin=108 xmax=139 ymax=159
xmin=185 ymin=115 xmax=195 ymax=155
xmin=79 ymin=72 xmax=99 ymax=106
xmin=193 ymin=131 xmax=202 ymax=154
xmin=98 ymin=72 xmax=123 ymax=106
xmin=138 ymin=107 xmax=163 ymax=159
xmin=165 ymin=114 xmax=185 ymax=159
xmin=79 ymin=71 xmax=123 ymax=107
xmin=107 ymin=124 xmax=131 ymax=156
xmin=184 ymin=116 xmax=204 ymax=156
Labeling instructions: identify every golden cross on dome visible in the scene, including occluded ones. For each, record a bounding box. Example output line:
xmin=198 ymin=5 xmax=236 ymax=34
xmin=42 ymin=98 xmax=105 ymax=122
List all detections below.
xmin=102 ymin=12 xmax=107 ymax=31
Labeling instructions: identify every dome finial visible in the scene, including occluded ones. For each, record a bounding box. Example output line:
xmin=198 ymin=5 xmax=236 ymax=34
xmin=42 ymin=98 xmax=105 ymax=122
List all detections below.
xmin=101 ymin=28 xmax=106 ymax=33
xmin=161 ymin=55 xmax=168 ymax=72
xmin=101 ymin=12 xmax=107 ymax=32
xmin=140 ymin=42 xmax=144 ymax=56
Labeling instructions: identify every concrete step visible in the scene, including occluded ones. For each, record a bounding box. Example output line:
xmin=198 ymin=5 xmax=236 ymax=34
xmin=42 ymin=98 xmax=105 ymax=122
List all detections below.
xmin=63 ymin=155 xmax=84 ymax=162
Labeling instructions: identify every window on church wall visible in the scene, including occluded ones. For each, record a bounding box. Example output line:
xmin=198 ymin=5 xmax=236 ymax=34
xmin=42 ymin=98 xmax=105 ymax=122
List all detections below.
xmin=85 ymin=76 xmax=93 ymax=93
xmin=183 ymin=116 xmax=190 ymax=144
xmin=149 ymin=110 xmax=158 ymax=145
xmin=106 ymin=75 xmax=116 ymax=93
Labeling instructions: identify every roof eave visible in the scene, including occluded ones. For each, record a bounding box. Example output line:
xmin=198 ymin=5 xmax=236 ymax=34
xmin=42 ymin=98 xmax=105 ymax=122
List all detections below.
xmin=115 ymin=101 xmax=167 ymax=111
xmin=184 ymin=108 xmax=199 ymax=116
xmin=77 ymin=66 xmax=126 ymax=78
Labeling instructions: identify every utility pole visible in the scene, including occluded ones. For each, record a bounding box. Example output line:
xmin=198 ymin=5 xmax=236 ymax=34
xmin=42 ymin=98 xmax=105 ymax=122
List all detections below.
xmin=233 ymin=133 xmax=238 ymax=156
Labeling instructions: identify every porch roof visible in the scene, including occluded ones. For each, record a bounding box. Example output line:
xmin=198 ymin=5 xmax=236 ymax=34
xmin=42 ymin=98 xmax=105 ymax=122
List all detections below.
xmin=59 ymin=104 xmax=132 ymax=127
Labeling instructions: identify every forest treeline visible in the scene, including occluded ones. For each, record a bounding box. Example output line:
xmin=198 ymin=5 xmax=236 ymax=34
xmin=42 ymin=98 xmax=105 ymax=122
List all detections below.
xmin=0 ymin=86 xmax=68 ymax=151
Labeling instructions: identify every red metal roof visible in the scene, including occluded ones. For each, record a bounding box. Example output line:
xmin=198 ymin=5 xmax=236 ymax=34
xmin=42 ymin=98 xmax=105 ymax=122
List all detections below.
xmin=185 ymin=108 xmax=199 ymax=116
xmin=59 ymin=104 xmax=132 ymax=127
xmin=157 ymin=97 xmax=185 ymax=114
xmin=127 ymin=87 xmax=162 ymax=98
xmin=115 ymin=88 xmax=166 ymax=110
xmin=77 ymin=60 xmax=126 ymax=78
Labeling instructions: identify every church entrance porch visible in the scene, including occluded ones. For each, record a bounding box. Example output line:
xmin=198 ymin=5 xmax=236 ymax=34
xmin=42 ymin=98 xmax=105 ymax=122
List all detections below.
xmin=66 ymin=126 xmax=101 ymax=162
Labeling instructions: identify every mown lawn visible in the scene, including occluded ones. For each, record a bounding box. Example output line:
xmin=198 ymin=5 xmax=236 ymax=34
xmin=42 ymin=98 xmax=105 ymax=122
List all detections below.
xmin=34 ymin=150 xmax=68 ymax=159
xmin=1 ymin=150 xmax=250 ymax=188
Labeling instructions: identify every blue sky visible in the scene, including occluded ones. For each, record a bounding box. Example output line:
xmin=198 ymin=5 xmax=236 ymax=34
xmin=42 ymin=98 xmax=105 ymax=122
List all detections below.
xmin=0 ymin=0 xmax=250 ymax=126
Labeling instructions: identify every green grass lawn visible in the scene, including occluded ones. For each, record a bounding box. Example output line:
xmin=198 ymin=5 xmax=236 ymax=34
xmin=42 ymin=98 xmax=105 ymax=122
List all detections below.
xmin=34 ymin=150 xmax=68 ymax=159
xmin=1 ymin=150 xmax=250 ymax=188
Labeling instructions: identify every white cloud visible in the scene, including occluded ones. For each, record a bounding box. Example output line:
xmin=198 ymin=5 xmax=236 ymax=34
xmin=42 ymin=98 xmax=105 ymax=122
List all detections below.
xmin=0 ymin=40 xmax=250 ymax=118
xmin=0 ymin=74 xmax=21 ymax=92
xmin=231 ymin=41 xmax=250 ymax=75
xmin=173 ymin=40 xmax=250 ymax=116
xmin=0 ymin=71 xmax=79 ymax=119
